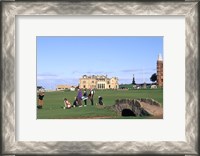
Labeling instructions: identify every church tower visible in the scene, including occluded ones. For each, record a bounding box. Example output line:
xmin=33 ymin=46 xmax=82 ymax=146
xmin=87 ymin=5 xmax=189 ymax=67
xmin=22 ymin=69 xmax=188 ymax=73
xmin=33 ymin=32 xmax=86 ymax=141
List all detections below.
xmin=157 ymin=54 xmax=163 ymax=87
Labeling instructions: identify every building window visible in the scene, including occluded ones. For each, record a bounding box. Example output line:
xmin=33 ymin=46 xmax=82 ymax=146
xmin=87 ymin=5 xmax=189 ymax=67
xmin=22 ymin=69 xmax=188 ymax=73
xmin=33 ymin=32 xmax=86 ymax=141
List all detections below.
xmin=83 ymin=81 xmax=86 ymax=84
xmin=97 ymin=84 xmax=105 ymax=89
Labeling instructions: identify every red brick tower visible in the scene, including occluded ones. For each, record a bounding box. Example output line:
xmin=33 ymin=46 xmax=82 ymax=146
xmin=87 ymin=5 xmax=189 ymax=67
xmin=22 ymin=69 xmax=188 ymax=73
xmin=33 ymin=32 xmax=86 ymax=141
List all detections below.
xmin=157 ymin=54 xmax=163 ymax=87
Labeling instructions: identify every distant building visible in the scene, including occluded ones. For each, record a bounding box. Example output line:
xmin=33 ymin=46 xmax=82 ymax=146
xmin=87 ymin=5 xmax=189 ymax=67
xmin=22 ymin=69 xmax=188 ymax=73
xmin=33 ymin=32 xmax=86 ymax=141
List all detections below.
xmin=70 ymin=86 xmax=76 ymax=91
xmin=157 ymin=54 xmax=163 ymax=87
xmin=56 ymin=85 xmax=72 ymax=91
xmin=79 ymin=75 xmax=119 ymax=89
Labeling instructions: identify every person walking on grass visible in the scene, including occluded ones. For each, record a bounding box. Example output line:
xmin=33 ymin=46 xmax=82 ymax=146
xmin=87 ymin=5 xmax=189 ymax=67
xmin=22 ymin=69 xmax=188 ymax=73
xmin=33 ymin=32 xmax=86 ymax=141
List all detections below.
xmin=77 ymin=88 xmax=83 ymax=107
xmin=37 ymin=89 xmax=45 ymax=109
xmin=82 ymin=89 xmax=88 ymax=106
xmin=88 ymin=88 xmax=95 ymax=105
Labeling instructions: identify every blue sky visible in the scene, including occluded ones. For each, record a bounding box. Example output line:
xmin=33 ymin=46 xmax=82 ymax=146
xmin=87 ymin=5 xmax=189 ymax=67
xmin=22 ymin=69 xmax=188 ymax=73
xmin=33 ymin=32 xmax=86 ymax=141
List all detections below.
xmin=37 ymin=36 xmax=163 ymax=90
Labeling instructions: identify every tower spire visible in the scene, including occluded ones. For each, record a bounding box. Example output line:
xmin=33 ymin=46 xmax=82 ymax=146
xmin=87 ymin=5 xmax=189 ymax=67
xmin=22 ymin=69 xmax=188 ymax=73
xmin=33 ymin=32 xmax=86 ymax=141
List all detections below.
xmin=158 ymin=53 xmax=163 ymax=61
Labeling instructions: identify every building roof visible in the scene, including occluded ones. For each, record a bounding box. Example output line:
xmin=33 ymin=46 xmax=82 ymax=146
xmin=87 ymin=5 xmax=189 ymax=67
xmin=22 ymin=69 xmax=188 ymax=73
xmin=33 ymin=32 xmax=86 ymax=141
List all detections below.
xmin=81 ymin=75 xmax=117 ymax=80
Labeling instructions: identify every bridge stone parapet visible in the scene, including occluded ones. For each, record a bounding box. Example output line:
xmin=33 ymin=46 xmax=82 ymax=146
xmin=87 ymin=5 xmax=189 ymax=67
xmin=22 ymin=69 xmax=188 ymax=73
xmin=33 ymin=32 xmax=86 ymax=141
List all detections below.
xmin=140 ymin=98 xmax=161 ymax=107
xmin=112 ymin=98 xmax=162 ymax=117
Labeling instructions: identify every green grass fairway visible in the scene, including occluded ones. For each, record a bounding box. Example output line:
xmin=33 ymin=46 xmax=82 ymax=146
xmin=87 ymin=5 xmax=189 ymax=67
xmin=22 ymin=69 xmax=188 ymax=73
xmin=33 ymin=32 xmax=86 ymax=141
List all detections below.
xmin=37 ymin=89 xmax=163 ymax=119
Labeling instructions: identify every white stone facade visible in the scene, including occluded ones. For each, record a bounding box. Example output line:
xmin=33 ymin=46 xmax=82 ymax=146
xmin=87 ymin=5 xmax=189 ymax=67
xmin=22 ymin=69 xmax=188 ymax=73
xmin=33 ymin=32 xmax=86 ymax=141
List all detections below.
xmin=79 ymin=75 xmax=119 ymax=89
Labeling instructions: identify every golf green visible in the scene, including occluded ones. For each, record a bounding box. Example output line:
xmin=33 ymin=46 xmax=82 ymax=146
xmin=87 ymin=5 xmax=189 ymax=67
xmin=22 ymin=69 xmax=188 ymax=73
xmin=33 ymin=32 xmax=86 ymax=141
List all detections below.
xmin=37 ymin=89 xmax=163 ymax=119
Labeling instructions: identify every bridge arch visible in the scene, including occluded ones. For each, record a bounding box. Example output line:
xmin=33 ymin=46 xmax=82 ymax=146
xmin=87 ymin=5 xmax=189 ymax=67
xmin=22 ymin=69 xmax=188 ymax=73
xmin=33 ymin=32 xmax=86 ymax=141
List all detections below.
xmin=121 ymin=109 xmax=136 ymax=116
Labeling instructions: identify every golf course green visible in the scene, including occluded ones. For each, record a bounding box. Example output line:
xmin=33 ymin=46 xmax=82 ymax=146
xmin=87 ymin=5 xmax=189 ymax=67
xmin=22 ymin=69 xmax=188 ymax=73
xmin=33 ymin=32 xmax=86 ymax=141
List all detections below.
xmin=37 ymin=89 xmax=163 ymax=119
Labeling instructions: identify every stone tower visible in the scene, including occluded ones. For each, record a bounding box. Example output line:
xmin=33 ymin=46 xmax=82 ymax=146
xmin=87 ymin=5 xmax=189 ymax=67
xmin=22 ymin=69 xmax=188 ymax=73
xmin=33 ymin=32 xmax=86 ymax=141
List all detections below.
xmin=157 ymin=54 xmax=163 ymax=87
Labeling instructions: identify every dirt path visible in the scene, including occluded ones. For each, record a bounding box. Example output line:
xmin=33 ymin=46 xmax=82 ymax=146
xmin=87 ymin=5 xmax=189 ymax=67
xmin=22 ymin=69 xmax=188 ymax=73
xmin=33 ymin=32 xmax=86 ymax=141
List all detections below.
xmin=140 ymin=102 xmax=163 ymax=117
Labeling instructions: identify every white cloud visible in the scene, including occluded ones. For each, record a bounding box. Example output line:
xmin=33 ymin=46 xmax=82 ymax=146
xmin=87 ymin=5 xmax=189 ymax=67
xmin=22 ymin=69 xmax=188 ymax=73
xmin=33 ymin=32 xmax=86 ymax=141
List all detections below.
xmin=37 ymin=78 xmax=79 ymax=90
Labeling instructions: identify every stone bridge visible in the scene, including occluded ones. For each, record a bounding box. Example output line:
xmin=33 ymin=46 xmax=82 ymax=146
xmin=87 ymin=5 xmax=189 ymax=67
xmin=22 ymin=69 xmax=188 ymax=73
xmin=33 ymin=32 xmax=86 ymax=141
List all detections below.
xmin=111 ymin=98 xmax=163 ymax=117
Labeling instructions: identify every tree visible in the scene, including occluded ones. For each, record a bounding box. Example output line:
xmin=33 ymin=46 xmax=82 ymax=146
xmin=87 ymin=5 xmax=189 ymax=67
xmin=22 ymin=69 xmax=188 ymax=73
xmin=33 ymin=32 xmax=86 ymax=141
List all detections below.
xmin=132 ymin=74 xmax=136 ymax=85
xmin=150 ymin=73 xmax=157 ymax=82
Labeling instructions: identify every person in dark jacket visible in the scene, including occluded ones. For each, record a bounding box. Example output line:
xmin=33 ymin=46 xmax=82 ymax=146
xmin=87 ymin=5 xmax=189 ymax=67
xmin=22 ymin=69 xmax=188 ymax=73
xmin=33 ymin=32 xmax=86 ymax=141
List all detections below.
xmin=98 ymin=96 xmax=103 ymax=105
xmin=77 ymin=88 xmax=82 ymax=106
xmin=82 ymin=89 xmax=88 ymax=106
xmin=72 ymin=97 xmax=78 ymax=107
xmin=88 ymin=88 xmax=95 ymax=105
